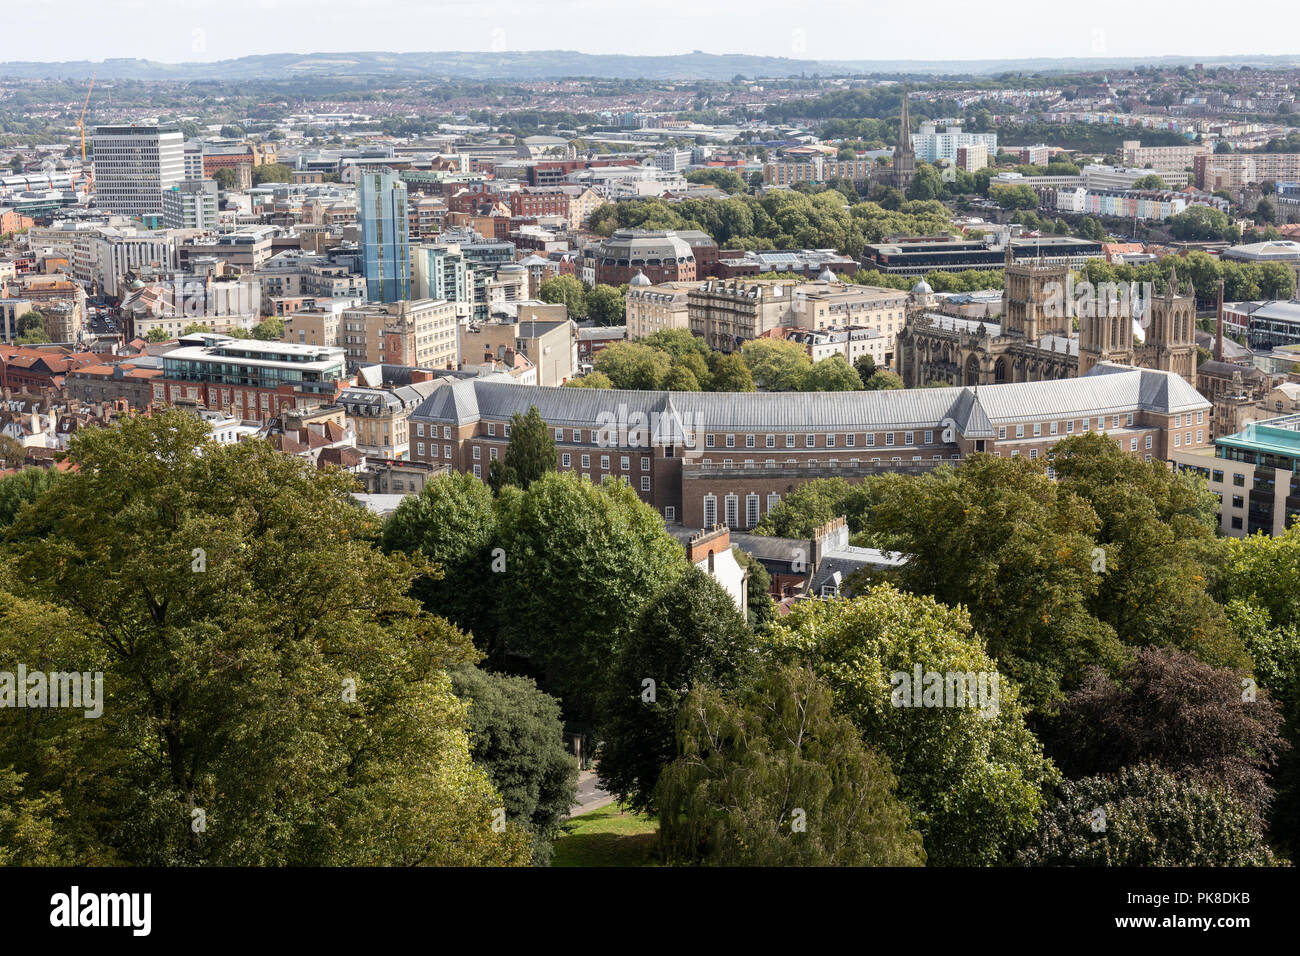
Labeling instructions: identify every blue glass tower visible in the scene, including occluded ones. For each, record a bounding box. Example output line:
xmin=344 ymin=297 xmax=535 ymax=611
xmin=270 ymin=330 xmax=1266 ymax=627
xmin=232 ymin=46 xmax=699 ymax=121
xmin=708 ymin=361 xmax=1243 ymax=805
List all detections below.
xmin=358 ymin=170 xmax=410 ymax=303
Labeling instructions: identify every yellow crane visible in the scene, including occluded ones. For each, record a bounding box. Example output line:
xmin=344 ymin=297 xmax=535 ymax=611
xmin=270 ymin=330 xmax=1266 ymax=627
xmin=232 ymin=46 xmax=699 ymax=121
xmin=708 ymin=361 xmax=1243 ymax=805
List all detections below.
xmin=76 ymin=73 xmax=95 ymax=189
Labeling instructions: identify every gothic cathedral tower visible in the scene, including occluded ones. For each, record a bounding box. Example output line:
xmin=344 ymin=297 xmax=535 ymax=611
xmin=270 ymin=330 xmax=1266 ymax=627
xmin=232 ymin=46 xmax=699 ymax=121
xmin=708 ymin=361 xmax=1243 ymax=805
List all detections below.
xmin=1141 ymin=262 xmax=1197 ymax=384
xmin=1001 ymin=244 xmax=1068 ymax=343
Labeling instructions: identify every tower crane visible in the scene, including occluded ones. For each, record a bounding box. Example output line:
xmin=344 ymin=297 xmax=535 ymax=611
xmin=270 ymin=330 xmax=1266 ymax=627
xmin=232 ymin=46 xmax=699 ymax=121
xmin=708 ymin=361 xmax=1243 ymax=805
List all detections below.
xmin=75 ymin=73 xmax=95 ymax=191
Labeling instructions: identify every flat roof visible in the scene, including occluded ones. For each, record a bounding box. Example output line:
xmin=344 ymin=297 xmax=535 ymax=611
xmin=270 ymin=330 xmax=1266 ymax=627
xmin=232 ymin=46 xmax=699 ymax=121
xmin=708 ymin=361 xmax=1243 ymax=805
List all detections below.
xmin=1219 ymin=413 xmax=1300 ymax=457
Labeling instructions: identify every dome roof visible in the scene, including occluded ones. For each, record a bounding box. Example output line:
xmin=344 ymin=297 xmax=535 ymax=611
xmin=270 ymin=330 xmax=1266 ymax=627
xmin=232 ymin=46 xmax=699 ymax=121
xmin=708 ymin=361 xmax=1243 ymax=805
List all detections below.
xmin=817 ymin=266 xmax=837 ymax=282
xmin=911 ymin=278 xmax=933 ymax=295
xmin=629 ymin=269 xmax=652 ymax=287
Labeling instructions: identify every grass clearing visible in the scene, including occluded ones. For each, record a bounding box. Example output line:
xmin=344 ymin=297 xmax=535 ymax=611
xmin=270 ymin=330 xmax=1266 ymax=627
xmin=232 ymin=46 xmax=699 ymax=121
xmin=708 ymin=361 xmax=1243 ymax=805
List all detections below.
xmin=551 ymin=804 xmax=659 ymax=867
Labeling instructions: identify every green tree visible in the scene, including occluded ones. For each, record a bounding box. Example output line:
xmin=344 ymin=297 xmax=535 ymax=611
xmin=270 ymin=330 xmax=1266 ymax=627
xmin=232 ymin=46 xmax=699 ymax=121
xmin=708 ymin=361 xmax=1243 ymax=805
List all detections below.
xmin=1168 ymin=205 xmax=1239 ymax=242
xmin=992 ymin=184 xmax=1040 ymax=211
xmin=1130 ymin=173 xmax=1167 ymax=190
xmin=0 ymin=766 xmax=79 ymax=865
xmin=252 ymin=317 xmax=284 ymax=340
xmin=0 ymin=467 xmax=58 ymax=526
xmin=1050 ymin=433 xmax=1243 ymax=666
xmin=585 ymin=284 xmax=625 ymax=326
xmin=0 ymin=436 xmax=26 ymax=470
xmin=212 ymin=168 xmax=240 ymax=191
xmin=1218 ymin=525 xmax=1300 ymax=855
xmin=708 ymin=351 xmax=755 ymax=392
xmin=537 ymin=275 xmax=588 ymax=321
xmin=753 ymin=475 xmax=893 ymax=538
xmin=734 ymin=546 xmax=776 ymax=632
xmin=862 ymin=455 xmax=1124 ymax=708
xmin=804 ymin=354 xmax=863 ymax=391
xmin=766 ymin=586 xmax=1058 ymax=865
xmin=863 ymin=369 xmax=903 ymax=390
xmin=593 ymin=342 xmax=671 ymax=390
xmin=16 ymin=311 xmax=44 ymax=336
xmin=488 ymin=406 xmax=557 ymax=494
xmin=1 ymin=411 xmax=530 ymax=866
xmin=642 ymin=328 xmax=708 ymax=361
xmin=381 ymin=471 xmax=501 ymax=658
xmin=741 ymin=338 xmax=811 ymax=391
xmin=656 ymin=665 xmax=926 ymax=866
xmin=853 ymin=353 xmax=877 ymax=382
xmin=250 ymin=163 xmax=292 ymax=185
xmin=905 ymin=163 xmax=945 ymax=202
xmin=492 ymin=474 xmax=685 ymax=723
xmin=1018 ymin=765 xmax=1278 ymax=866
xmin=563 ymin=371 xmax=613 ymax=389
xmin=662 ymin=365 xmax=701 ymax=391
xmin=449 ymin=663 xmax=579 ymax=865
xmin=597 ymin=567 xmax=755 ymax=814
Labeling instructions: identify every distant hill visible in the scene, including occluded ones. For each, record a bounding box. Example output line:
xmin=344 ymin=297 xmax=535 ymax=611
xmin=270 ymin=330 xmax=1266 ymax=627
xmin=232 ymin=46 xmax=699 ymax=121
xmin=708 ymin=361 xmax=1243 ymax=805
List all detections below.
xmin=1 ymin=50 xmax=1298 ymax=82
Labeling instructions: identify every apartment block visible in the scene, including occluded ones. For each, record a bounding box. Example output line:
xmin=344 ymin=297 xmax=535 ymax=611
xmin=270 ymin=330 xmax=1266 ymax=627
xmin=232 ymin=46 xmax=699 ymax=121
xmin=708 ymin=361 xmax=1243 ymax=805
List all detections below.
xmin=1194 ymin=153 xmax=1300 ymax=193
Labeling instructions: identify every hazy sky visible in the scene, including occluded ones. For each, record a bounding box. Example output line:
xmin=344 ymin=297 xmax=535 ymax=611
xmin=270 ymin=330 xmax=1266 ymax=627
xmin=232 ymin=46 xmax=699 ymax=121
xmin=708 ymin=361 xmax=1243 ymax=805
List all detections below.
xmin=9 ymin=0 xmax=1299 ymax=63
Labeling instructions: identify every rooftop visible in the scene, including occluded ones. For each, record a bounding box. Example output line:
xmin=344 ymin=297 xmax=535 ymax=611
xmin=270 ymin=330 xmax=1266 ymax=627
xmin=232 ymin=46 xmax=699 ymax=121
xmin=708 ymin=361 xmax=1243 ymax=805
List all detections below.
xmin=1219 ymin=413 xmax=1300 ymax=456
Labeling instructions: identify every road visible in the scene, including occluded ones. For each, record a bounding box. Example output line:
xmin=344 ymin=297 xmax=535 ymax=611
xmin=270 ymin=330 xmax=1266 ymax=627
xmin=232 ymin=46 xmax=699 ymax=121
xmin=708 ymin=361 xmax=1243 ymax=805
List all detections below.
xmin=568 ymin=770 xmax=615 ymax=818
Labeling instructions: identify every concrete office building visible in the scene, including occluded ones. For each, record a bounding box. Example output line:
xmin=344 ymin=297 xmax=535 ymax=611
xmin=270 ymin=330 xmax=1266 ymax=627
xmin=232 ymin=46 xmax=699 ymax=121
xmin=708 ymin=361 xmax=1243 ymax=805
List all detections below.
xmin=92 ymin=125 xmax=185 ymax=220
xmin=162 ymin=179 xmax=220 ymax=230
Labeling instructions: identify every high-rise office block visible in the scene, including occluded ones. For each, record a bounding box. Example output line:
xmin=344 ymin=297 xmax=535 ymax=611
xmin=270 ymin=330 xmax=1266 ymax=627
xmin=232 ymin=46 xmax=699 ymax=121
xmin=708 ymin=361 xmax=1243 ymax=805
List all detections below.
xmin=358 ymin=170 xmax=410 ymax=303
xmin=92 ymin=124 xmax=185 ymax=220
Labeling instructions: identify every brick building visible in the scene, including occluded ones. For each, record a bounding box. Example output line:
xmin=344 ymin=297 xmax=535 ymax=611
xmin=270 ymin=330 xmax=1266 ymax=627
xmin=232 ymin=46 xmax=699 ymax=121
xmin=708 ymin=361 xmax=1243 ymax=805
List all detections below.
xmin=593 ymin=230 xmax=697 ymax=286
xmin=407 ymin=363 xmax=1211 ymax=528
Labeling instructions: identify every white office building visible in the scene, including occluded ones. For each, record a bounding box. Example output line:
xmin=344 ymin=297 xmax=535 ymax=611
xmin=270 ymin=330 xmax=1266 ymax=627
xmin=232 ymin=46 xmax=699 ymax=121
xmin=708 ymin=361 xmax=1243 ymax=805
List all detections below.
xmin=92 ymin=125 xmax=185 ymax=220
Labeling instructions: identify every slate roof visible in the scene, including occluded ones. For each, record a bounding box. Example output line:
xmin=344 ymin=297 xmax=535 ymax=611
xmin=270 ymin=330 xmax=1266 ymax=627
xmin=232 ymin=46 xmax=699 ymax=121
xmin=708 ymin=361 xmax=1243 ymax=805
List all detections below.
xmin=410 ymin=362 xmax=1209 ymax=435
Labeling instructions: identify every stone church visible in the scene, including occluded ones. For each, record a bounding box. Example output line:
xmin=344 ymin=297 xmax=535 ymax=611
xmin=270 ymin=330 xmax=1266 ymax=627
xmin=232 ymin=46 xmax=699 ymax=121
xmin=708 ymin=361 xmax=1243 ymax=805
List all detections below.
xmin=878 ymin=85 xmax=916 ymax=194
xmin=896 ymin=248 xmax=1199 ymax=388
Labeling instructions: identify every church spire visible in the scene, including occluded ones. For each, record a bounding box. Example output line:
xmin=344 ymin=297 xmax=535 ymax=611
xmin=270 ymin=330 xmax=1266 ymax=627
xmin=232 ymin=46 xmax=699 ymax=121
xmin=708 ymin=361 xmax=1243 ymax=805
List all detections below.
xmin=899 ymin=83 xmax=910 ymax=150
xmin=1167 ymin=261 xmax=1179 ymax=298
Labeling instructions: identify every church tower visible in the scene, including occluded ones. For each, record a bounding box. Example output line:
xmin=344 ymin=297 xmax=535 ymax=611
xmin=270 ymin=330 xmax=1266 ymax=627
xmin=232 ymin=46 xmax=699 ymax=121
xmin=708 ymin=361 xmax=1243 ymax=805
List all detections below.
xmin=888 ymin=85 xmax=916 ymax=193
xmin=1142 ymin=262 xmax=1197 ymax=384
xmin=1001 ymin=245 xmax=1068 ymax=342
xmin=1079 ymin=292 xmax=1136 ymax=375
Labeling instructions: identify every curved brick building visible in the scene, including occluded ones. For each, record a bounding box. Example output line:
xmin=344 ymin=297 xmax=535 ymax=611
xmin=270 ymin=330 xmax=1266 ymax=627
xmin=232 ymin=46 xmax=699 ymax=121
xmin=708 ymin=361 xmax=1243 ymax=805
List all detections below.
xmin=594 ymin=229 xmax=696 ymax=286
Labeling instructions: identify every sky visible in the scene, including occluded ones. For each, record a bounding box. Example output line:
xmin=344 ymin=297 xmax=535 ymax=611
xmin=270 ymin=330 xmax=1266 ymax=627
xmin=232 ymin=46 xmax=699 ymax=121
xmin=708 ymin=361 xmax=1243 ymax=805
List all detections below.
xmin=7 ymin=0 xmax=1300 ymax=64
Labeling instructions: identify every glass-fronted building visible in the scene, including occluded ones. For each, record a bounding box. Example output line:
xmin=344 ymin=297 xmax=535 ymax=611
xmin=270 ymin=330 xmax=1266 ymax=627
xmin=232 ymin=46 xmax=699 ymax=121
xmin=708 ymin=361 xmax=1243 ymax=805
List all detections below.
xmin=1173 ymin=413 xmax=1300 ymax=537
xmin=358 ymin=170 xmax=410 ymax=303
